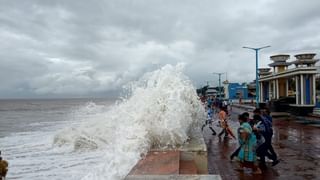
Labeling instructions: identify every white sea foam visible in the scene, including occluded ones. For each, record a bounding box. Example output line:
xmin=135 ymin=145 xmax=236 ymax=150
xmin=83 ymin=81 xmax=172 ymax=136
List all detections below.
xmin=0 ymin=63 xmax=205 ymax=180
xmin=53 ymin=63 xmax=204 ymax=179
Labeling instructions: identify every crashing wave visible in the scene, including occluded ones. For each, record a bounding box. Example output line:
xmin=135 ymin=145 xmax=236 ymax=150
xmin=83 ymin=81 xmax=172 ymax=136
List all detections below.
xmin=53 ymin=63 xmax=205 ymax=179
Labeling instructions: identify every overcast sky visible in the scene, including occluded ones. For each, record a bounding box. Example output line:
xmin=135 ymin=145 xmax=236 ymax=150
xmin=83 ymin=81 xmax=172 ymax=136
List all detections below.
xmin=1 ymin=0 xmax=320 ymax=98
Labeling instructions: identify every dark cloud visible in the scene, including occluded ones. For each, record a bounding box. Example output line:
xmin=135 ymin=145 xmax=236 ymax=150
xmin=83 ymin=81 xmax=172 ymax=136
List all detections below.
xmin=0 ymin=0 xmax=319 ymax=98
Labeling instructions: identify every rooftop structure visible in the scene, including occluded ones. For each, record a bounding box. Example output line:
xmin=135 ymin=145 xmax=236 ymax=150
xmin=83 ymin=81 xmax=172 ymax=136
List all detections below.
xmin=291 ymin=53 xmax=318 ymax=67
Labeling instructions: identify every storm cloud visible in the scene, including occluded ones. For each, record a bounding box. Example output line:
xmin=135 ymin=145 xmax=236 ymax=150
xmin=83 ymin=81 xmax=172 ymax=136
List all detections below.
xmin=0 ymin=0 xmax=319 ymax=98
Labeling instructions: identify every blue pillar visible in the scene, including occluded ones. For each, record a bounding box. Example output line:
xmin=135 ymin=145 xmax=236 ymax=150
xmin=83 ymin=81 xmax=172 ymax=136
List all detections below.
xmin=263 ymin=82 xmax=269 ymax=101
xmin=306 ymin=75 xmax=311 ymax=104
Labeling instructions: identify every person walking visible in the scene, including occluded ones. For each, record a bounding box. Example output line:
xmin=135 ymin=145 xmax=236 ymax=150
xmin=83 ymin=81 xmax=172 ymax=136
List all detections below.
xmin=218 ymin=106 xmax=229 ymax=138
xmin=230 ymin=113 xmax=247 ymax=160
xmin=202 ymin=105 xmax=217 ymax=135
xmin=252 ymin=114 xmax=268 ymax=169
xmin=236 ymin=121 xmax=262 ymax=174
xmin=261 ymin=108 xmax=280 ymax=166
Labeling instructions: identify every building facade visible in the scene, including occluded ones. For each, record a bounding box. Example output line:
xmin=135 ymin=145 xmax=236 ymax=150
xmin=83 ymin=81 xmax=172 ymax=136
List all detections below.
xmin=225 ymin=83 xmax=249 ymax=100
xmin=258 ymin=53 xmax=319 ymax=114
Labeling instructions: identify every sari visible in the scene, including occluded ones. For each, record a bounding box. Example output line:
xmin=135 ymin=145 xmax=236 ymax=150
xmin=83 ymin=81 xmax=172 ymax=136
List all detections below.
xmin=238 ymin=122 xmax=257 ymax=162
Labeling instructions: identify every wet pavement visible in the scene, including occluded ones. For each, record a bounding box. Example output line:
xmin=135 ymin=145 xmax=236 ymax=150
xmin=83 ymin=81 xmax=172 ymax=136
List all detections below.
xmin=203 ymin=107 xmax=320 ymax=180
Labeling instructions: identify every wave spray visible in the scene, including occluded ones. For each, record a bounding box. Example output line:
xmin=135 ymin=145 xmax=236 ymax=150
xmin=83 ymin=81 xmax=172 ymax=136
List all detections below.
xmin=54 ymin=63 xmax=205 ymax=179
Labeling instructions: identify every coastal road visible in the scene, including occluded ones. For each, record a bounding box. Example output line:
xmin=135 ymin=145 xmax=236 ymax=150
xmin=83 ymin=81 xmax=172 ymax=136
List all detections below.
xmin=203 ymin=106 xmax=320 ymax=180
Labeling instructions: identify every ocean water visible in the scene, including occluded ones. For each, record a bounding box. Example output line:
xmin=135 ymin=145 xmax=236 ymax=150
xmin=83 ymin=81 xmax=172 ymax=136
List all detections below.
xmin=0 ymin=64 xmax=205 ymax=180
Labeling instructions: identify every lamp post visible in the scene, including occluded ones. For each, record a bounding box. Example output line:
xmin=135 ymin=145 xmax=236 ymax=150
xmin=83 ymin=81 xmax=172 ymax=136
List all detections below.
xmin=212 ymin=73 xmax=224 ymax=100
xmin=243 ymin=45 xmax=271 ymax=108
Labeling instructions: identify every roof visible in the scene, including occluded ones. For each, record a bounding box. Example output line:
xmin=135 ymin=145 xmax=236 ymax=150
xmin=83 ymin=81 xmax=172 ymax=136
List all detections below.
xmin=270 ymin=54 xmax=290 ymax=62
xmin=290 ymin=59 xmax=319 ymax=65
xmin=259 ymin=66 xmax=318 ymax=82
xmin=259 ymin=72 xmax=272 ymax=76
xmin=268 ymin=61 xmax=290 ymax=67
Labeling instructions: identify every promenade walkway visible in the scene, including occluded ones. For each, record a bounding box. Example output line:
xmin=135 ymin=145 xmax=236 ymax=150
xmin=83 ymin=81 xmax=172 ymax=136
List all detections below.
xmin=203 ymin=106 xmax=320 ymax=180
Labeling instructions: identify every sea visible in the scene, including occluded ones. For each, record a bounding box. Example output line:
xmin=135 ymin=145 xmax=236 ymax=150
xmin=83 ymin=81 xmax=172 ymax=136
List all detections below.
xmin=0 ymin=64 xmax=205 ymax=180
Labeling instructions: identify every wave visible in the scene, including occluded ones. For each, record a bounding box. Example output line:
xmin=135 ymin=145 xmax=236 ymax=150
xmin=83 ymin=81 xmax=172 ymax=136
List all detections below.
xmin=53 ymin=63 xmax=205 ymax=179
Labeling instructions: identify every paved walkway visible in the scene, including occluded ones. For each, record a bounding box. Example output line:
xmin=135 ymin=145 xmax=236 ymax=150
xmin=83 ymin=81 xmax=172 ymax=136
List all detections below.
xmin=203 ymin=107 xmax=320 ymax=180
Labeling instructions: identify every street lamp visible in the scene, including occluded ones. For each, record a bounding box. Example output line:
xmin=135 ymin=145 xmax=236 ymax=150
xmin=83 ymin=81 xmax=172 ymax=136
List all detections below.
xmin=212 ymin=72 xmax=224 ymax=100
xmin=243 ymin=45 xmax=270 ymax=108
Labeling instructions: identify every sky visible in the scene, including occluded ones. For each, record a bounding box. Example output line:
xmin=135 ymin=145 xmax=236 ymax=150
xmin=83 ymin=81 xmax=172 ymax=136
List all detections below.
xmin=1 ymin=0 xmax=320 ymax=98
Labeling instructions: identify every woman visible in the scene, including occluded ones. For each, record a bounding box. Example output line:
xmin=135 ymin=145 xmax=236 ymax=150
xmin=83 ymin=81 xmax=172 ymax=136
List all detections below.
xmin=218 ymin=106 xmax=228 ymax=138
xmin=237 ymin=122 xmax=262 ymax=174
xmin=230 ymin=113 xmax=247 ymax=160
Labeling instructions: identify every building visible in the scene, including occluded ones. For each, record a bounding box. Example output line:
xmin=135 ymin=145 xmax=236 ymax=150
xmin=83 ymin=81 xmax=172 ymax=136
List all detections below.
xmin=205 ymin=86 xmax=225 ymax=99
xmin=258 ymin=53 xmax=319 ymax=115
xmin=205 ymin=87 xmax=217 ymax=97
xmin=224 ymin=83 xmax=248 ymax=100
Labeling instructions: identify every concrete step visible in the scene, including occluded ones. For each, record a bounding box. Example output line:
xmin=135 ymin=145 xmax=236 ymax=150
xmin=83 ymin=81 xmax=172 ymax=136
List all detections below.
xmin=312 ymin=108 xmax=320 ymax=114
xmin=125 ymin=175 xmax=222 ymax=180
xmin=179 ymin=160 xmax=197 ymax=174
xmin=128 ymin=151 xmax=180 ymax=175
xmin=126 ymin=128 xmax=209 ymax=179
xmin=271 ymin=112 xmax=290 ymax=117
xmin=308 ymin=113 xmax=320 ymax=118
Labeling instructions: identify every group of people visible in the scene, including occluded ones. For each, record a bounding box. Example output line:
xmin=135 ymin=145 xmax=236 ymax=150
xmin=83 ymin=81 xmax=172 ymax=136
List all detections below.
xmin=202 ymin=97 xmax=234 ymax=139
xmin=232 ymin=108 xmax=280 ymax=174
xmin=0 ymin=151 xmax=8 ymax=180
xmin=201 ymin=96 xmax=280 ymax=174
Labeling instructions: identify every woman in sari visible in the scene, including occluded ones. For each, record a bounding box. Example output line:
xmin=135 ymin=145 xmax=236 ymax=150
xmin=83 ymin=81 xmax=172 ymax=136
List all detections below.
xmin=237 ymin=122 xmax=262 ymax=174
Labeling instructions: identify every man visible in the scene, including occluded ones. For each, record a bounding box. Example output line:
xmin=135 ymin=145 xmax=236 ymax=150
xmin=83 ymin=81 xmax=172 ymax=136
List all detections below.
xmin=252 ymin=114 xmax=268 ymax=169
xmin=261 ymin=108 xmax=279 ymax=166
xmin=253 ymin=108 xmax=279 ymax=167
